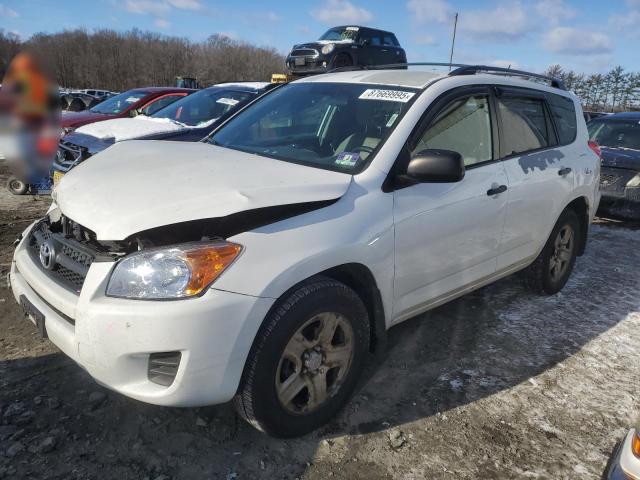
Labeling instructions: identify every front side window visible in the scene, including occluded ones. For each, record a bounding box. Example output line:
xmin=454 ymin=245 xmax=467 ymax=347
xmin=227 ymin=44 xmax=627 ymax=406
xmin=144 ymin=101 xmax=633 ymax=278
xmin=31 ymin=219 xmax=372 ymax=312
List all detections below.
xmin=588 ymin=120 xmax=640 ymax=150
xmin=89 ymin=89 xmax=147 ymax=114
xmin=413 ymin=95 xmax=493 ymax=167
xmin=152 ymin=89 xmax=252 ymax=127
xmin=498 ymin=96 xmax=555 ymax=156
xmin=209 ymin=83 xmax=418 ymax=173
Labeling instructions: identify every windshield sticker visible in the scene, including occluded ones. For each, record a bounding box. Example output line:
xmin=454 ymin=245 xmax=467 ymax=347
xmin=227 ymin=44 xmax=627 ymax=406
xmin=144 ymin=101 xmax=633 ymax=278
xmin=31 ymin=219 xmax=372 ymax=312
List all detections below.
xmin=216 ymin=97 xmax=239 ymax=106
xmin=346 ymin=26 xmax=360 ymax=31
xmin=125 ymin=96 xmax=140 ymax=103
xmin=386 ymin=113 xmax=399 ymax=128
xmin=335 ymin=152 xmax=360 ymax=167
xmin=359 ymin=89 xmax=415 ymax=103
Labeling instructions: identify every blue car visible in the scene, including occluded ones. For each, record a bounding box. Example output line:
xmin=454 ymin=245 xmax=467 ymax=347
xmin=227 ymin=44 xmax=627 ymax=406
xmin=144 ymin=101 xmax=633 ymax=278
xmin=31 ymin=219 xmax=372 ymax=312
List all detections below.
xmin=588 ymin=112 xmax=640 ymax=220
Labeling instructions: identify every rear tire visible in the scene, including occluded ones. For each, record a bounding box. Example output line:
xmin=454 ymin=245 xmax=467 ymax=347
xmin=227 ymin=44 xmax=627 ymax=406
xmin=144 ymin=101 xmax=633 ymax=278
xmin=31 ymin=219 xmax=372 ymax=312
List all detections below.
xmin=234 ymin=277 xmax=369 ymax=437
xmin=7 ymin=176 xmax=28 ymax=195
xmin=522 ymin=208 xmax=580 ymax=295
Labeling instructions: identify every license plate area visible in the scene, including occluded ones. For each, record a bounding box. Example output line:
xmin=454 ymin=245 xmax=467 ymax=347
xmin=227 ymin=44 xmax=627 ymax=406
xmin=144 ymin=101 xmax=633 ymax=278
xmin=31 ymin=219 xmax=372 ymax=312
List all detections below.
xmin=19 ymin=295 xmax=47 ymax=338
xmin=53 ymin=171 xmax=64 ymax=186
xmin=294 ymin=57 xmax=306 ymax=66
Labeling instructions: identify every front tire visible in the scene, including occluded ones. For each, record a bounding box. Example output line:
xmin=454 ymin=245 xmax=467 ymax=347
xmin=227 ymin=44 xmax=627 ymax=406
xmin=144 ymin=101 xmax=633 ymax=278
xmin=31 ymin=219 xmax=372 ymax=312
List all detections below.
xmin=332 ymin=54 xmax=353 ymax=69
xmin=7 ymin=176 xmax=28 ymax=195
xmin=234 ymin=277 xmax=370 ymax=437
xmin=522 ymin=208 xmax=580 ymax=294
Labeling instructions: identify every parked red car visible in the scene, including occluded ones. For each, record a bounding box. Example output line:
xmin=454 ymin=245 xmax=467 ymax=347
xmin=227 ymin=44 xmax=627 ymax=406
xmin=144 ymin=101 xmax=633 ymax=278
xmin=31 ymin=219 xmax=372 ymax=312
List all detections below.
xmin=61 ymin=87 xmax=194 ymax=133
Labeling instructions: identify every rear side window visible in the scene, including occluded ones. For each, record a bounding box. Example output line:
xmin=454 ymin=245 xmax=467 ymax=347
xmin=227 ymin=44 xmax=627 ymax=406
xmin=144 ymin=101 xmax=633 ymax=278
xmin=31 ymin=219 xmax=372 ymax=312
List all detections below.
xmin=497 ymin=96 xmax=555 ymax=156
xmin=547 ymin=94 xmax=577 ymax=145
xmin=382 ymin=34 xmax=397 ymax=46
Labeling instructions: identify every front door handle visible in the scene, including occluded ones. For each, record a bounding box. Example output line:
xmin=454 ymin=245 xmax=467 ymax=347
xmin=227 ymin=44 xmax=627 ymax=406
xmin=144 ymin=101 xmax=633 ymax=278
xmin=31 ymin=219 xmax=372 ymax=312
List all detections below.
xmin=558 ymin=167 xmax=572 ymax=176
xmin=487 ymin=185 xmax=507 ymax=196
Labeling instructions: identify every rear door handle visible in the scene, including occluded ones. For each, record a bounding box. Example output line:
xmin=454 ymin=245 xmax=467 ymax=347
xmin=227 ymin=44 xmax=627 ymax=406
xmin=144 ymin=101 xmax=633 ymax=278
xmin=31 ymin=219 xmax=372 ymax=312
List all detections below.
xmin=487 ymin=185 xmax=507 ymax=196
xmin=559 ymin=167 xmax=572 ymax=176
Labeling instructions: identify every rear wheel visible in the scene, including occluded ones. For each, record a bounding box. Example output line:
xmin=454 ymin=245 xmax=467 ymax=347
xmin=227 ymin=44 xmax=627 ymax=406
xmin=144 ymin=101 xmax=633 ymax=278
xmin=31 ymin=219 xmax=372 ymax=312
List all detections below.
xmin=522 ymin=209 xmax=580 ymax=294
xmin=7 ymin=176 xmax=28 ymax=195
xmin=234 ymin=277 xmax=369 ymax=437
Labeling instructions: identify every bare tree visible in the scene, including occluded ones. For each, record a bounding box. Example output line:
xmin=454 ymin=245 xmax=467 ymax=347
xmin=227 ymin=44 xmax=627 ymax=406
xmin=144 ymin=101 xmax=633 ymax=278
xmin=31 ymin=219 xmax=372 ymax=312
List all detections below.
xmin=0 ymin=28 xmax=285 ymax=91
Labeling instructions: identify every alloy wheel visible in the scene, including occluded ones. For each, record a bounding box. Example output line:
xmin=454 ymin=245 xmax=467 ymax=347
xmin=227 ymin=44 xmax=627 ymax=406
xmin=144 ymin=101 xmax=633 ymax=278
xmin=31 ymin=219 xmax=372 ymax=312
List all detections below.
xmin=549 ymin=225 xmax=574 ymax=282
xmin=275 ymin=312 xmax=354 ymax=414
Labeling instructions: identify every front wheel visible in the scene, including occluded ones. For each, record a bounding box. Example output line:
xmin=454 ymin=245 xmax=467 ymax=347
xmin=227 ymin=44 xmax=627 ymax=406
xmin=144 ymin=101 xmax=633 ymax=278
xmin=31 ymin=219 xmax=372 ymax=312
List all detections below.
xmin=522 ymin=208 xmax=580 ymax=294
xmin=332 ymin=54 xmax=353 ymax=69
xmin=7 ymin=176 xmax=29 ymax=195
xmin=234 ymin=277 xmax=370 ymax=437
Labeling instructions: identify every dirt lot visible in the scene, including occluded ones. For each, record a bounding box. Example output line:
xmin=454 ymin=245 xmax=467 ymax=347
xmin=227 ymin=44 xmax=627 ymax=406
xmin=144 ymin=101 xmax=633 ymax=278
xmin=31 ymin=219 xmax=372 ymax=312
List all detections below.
xmin=1 ymin=171 xmax=639 ymax=479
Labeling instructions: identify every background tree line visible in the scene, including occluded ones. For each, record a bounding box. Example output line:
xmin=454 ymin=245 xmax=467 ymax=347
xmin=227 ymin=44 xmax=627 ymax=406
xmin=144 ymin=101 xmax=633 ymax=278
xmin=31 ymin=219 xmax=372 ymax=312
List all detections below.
xmin=1 ymin=27 xmax=639 ymax=113
xmin=545 ymin=64 xmax=640 ymax=113
xmin=0 ymin=29 xmax=284 ymax=91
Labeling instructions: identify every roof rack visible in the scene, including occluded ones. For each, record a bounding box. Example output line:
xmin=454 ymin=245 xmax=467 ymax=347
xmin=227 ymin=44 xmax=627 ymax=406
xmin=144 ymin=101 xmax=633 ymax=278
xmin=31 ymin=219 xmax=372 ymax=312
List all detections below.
xmin=449 ymin=64 xmax=566 ymax=90
xmin=326 ymin=62 xmax=567 ymax=90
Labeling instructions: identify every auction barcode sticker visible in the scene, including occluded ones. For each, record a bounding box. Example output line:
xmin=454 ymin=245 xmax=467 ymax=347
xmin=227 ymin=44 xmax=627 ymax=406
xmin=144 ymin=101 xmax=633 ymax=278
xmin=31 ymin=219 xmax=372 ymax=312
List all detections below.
xmin=359 ymin=89 xmax=415 ymax=103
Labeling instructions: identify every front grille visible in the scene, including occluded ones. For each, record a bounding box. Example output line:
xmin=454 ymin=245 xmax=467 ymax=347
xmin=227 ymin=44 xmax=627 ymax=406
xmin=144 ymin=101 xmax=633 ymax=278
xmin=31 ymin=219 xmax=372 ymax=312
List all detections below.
xmin=27 ymin=219 xmax=96 ymax=294
xmin=148 ymin=352 xmax=182 ymax=387
xmin=290 ymin=48 xmax=318 ymax=57
xmin=600 ymin=167 xmax=636 ymax=194
xmin=54 ymin=140 xmax=89 ymax=172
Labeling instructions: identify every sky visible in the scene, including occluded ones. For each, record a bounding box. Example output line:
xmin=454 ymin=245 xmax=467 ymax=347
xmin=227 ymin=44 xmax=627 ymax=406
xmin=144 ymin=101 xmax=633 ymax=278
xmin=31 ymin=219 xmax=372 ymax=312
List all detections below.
xmin=1 ymin=0 xmax=639 ymax=74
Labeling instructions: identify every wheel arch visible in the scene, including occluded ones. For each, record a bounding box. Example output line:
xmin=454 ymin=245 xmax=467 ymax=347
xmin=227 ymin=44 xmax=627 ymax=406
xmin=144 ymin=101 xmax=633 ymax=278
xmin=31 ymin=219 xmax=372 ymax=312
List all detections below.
xmin=317 ymin=263 xmax=387 ymax=353
xmin=565 ymin=196 xmax=590 ymax=256
xmin=254 ymin=262 xmax=387 ymax=356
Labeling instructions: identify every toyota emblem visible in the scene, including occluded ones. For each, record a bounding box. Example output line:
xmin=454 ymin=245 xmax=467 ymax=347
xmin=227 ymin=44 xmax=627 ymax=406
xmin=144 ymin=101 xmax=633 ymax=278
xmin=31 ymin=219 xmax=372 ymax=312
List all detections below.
xmin=39 ymin=240 xmax=56 ymax=270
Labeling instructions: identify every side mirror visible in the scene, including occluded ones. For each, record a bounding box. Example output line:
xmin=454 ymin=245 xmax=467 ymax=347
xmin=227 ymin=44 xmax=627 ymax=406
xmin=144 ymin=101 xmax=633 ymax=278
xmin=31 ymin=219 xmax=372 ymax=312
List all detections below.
xmin=360 ymin=38 xmax=370 ymax=47
xmin=406 ymin=149 xmax=465 ymax=183
xmin=129 ymin=108 xmax=140 ymax=118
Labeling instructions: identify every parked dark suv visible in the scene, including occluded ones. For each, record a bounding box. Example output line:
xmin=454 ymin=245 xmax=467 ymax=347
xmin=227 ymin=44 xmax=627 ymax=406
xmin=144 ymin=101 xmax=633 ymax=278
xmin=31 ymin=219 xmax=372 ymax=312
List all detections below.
xmin=286 ymin=26 xmax=406 ymax=74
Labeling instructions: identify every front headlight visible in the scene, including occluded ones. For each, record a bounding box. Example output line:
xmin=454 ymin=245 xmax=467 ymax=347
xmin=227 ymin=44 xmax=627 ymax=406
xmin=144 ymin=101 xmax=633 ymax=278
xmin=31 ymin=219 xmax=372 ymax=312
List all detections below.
xmin=627 ymin=174 xmax=640 ymax=188
xmin=106 ymin=241 xmax=242 ymax=299
xmin=321 ymin=44 xmax=335 ymax=55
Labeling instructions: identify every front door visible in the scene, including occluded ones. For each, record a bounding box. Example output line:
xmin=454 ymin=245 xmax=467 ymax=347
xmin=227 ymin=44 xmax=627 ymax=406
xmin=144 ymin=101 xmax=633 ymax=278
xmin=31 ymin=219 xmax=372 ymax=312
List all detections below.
xmin=392 ymin=89 xmax=508 ymax=321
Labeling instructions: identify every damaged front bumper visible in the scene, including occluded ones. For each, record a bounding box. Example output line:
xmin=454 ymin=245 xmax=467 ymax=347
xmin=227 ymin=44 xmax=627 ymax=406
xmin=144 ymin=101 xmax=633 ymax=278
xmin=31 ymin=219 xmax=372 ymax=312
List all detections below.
xmin=9 ymin=221 xmax=275 ymax=407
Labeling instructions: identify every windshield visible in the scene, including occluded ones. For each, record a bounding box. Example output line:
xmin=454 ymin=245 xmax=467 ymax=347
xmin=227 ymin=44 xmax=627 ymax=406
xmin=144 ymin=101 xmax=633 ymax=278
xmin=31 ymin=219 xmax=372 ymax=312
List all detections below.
xmin=208 ymin=83 xmax=418 ymax=174
xmin=319 ymin=27 xmax=359 ymax=42
xmin=588 ymin=120 xmax=640 ymax=151
xmin=89 ymin=90 xmax=146 ymax=114
xmin=152 ymin=88 xmax=252 ymax=127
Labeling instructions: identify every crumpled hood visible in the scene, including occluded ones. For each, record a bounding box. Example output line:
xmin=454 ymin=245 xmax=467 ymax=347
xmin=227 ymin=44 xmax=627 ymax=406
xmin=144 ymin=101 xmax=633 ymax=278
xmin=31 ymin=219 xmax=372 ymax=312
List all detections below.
xmin=75 ymin=117 xmax=188 ymax=142
xmin=54 ymin=140 xmax=352 ymax=240
xmin=600 ymin=147 xmax=640 ymax=170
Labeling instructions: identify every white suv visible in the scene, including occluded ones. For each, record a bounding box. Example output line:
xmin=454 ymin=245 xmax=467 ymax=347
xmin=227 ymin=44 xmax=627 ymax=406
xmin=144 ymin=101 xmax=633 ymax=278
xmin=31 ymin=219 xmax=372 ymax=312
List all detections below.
xmin=9 ymin=66 xmax=600 ymax=437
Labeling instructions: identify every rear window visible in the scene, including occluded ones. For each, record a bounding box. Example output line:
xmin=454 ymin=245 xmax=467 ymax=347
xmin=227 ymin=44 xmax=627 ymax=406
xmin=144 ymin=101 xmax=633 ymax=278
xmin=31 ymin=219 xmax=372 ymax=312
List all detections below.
xmin=547 ymin=94 xmax=577 ymax=145
xmin=498 ymin=96 xmax=556 ymax=156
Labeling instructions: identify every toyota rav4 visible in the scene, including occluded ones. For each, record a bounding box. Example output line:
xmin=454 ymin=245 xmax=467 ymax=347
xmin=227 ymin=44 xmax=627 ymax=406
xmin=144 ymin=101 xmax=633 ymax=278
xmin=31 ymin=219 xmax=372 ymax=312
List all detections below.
xmin=9 ymin=65 xmax=600 ymax=437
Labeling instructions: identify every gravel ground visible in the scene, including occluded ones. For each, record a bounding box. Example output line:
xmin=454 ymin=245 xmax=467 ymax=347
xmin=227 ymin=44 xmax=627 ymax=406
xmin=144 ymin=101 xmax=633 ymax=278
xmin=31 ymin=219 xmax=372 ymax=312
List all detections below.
xmin=1 ymin=172 xmax=639 ymax=479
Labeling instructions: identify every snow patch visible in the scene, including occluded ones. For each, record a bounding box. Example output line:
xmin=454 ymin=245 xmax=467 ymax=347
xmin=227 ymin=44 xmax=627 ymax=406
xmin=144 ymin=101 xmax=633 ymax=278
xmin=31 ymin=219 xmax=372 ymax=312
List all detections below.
xmin=75 ymin=117 xmax=186 ymax=142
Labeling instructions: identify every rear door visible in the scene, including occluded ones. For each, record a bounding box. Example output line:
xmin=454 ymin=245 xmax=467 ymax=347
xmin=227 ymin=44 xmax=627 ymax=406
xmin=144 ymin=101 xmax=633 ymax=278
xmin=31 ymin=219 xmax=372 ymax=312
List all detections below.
xmin=495 ymin=87 xmax=576 ymax=270
xmin=392 ymin=86 xmax=508 ymax=321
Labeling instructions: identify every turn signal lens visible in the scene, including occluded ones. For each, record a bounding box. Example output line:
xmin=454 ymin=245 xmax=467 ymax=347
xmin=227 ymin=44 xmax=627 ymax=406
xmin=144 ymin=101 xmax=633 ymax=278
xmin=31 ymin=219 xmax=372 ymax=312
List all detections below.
xmin=183 ymin=243 xmax=243 ymax=296
xmin=632 ymin=430 xmax=640 ymax=458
